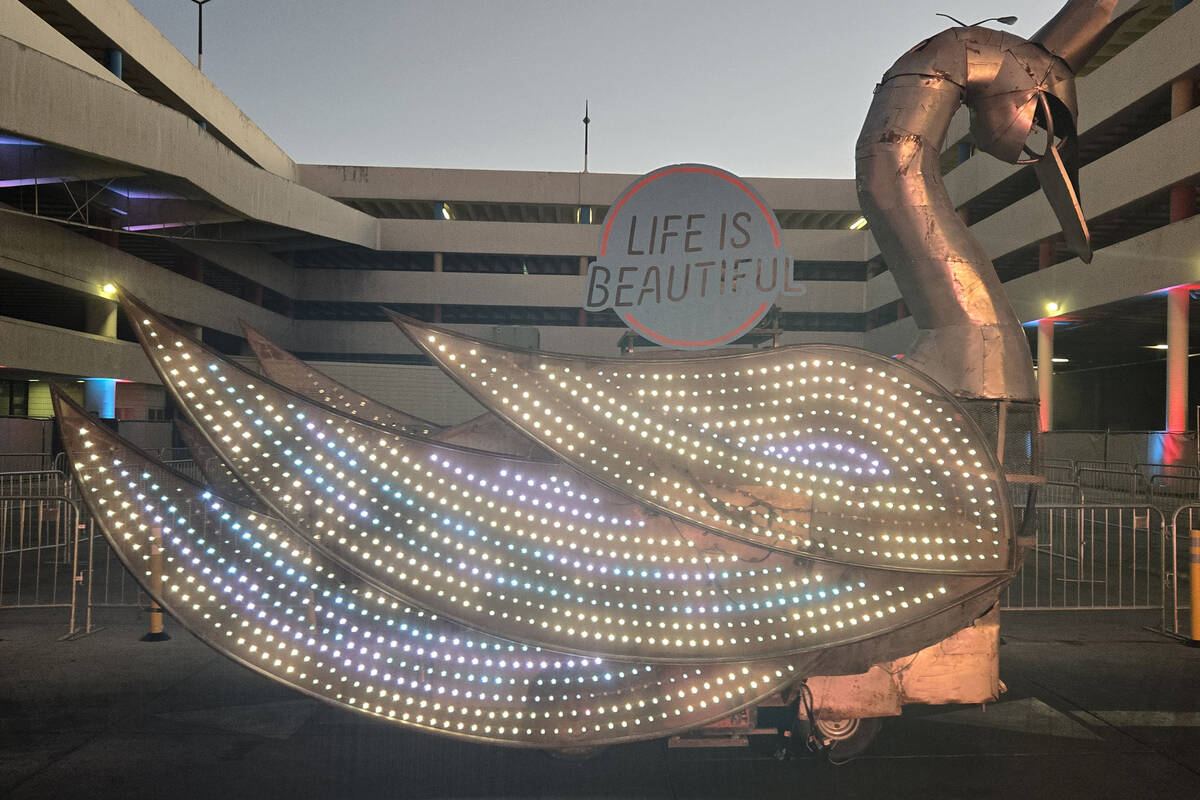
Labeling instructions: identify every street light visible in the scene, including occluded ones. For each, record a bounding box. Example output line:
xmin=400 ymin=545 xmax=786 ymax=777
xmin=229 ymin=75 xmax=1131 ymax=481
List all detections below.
xmin=191 ymin=0 xmax=212 ymax=72
xmin=935 ymin=13 xmax=1018 ymax=27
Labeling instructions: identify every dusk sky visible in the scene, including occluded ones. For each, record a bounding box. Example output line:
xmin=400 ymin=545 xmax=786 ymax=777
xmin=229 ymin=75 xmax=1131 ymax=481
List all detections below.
xmin=131 ymin=1 xmax=1061 ymax=177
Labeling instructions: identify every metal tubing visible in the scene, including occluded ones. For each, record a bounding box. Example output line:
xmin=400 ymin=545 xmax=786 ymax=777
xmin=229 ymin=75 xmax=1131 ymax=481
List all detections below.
xmin=67 ymin=505 xmax=80 ymax=634
xmin=856 ymin=1 xmax=1127 ymax=401
xmin=0 ymin=493 xmax=85 ymax=635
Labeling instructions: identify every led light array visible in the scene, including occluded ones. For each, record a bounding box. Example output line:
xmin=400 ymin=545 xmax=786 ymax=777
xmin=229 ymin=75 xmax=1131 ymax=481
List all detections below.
xmin=244 ymin=324 xmax=439 ymax=436
xmin=175 ymin=414 xmax=271 ymax=513
xmin=120 ymin=294 xmax=987 ymax=663
xmin=248 ymin=325 xmax=547 ymax=459
xmin=394 ymin=317 xmax=1011 ymax=573
xmin=60 ymin=400 xmax=826 ymax=747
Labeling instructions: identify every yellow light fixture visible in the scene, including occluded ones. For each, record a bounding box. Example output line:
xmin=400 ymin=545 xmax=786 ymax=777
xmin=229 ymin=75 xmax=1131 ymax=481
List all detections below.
xmin=848 ymin=216 xmax=868 ymax=231
xmin=1045 ymin=301 xmax=1060 ymax=314
xmin=1149 ymin=344 xmax=1170 ymax=350
xmin=101 ymin=282 xmax=116 ymax=296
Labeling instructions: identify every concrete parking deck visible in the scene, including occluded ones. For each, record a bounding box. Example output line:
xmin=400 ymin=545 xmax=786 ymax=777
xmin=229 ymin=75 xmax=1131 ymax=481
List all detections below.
xmin=1 ymin=609 xmax=1197 ymax=799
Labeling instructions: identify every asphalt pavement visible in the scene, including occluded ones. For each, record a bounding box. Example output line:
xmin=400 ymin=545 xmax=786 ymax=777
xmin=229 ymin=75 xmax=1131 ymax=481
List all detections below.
xmin=1 ymin=608 xmax=1198 ymax=799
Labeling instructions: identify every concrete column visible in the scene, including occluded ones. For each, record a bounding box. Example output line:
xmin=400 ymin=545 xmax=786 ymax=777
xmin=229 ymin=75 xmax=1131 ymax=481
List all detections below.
xmin=1038 ymin=320 xmax=1054 ymax=432
xmin=433 ymin=252 xmax=443 ymax=273
xmin=1167 ymin=5 xmax=1193 ymax=433
xmin=83 ymin=293 xmax=119 ymax=419
xmin=84 ymin=379 xmax=116 ymax=419
xmin=1038 ymin=239 xmax=1054 ymax=271
xmin=1167 ymin=286 xmax=1189 ymax=432
xmin=1037 ymin=239 xmax=1055 ymax=431
xmin=85 ymin=297 xmax=117 ymax=339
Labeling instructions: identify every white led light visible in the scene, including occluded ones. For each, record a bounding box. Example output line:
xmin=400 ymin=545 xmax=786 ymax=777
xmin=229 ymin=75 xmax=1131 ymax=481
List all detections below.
xmin=115 ymin=298 xmax=1004 ymax=669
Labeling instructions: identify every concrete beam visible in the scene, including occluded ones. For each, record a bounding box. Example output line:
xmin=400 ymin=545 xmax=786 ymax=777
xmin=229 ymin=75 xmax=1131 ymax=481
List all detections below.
xmin=0 ymin=35 xmax=380 ymax=249
xmin=299 ymin=165 xmax=860 ymax=212
xmin=378 ymin=218 xmax=867 ymax=261
xmin=293 ymin=268 xmax=865 ymax=313
xmin=32 ymin=0 xmax=297 ymax=181
xmin=0 ymin=210 xmax=291 ymax=341
xmin=1006 ymin=213 xmax=1200 ymax=323
xmin=0 ymin=315 xmax=158 ymax=382
xmin=0 ymin=0 xmax=128 ymax=89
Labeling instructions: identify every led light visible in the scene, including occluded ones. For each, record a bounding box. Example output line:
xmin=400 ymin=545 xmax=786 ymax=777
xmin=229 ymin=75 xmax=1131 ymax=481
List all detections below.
xmin=56 ymin=394 xmax=842 ymax=747
xmin=1045 ymin=301 xmax=1059 ymax=314
xmin=386 ymin=313 xmax=1012 ymax=574
xmin=115 ymin=293 xmax=1004 ymax=666
xmin=848 ymin=217 xmax=868 ymax=231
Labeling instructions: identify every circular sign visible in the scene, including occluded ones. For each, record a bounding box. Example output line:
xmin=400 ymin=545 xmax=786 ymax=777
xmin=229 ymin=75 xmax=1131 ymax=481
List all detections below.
xmin=584 ymin=164 xmax=792 ymax=349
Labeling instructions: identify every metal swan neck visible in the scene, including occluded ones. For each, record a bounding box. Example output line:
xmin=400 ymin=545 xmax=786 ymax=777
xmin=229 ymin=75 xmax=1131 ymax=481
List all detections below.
xmin=854 ymin=0 xmax=1126 ymax=401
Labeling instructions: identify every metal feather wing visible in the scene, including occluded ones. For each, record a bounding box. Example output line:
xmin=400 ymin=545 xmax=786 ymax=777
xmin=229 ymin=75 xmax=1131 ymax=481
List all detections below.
xmin=390 ymin=314 xmax=1015 ymax=575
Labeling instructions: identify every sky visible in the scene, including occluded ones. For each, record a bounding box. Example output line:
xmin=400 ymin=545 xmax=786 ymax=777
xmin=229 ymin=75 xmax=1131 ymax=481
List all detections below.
xmin=130 ymin=0 xmax=1062 ymax=178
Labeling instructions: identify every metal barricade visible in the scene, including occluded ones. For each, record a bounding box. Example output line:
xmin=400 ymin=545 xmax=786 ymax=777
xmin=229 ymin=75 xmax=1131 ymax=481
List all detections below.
xmin=1043 ymin=464 xmax=1076 ymax=483
xmin=1076 ymin=459 xmax=1134 ymax=473
xmin=77 ymin=514 xmax=147 ymax=631
xmin=0 ymin=493 xmax=83 ymax=634
xmin=0 ymin=470 xmax=67 ymax=497
xmin=1149 ymin=473 xmax=1200 ymax=503
xmin=162 ymin=459 xmax=203 ymax=484
xmin=1003 ymin=504 xmax=1162 ymax=610
xmin=1159 ymin=506 xmax=1199 ymax=639
xmin=1076 ymin=468 xmax=1149 ymax=504
xmin=1039 ymin=481 xmax=1084 ymax=505
xmin=152 ymin=447 xmax=193 ymax=462
xmin=1138 ymin=462 xmax=1200 ymax=479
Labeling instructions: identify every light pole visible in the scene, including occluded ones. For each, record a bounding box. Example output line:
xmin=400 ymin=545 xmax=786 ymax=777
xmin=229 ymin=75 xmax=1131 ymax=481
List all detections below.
xmin=191 ymin=0 xmax=212 ymax=71
xmin=934 ymin=13 xmax=1018 ymax=27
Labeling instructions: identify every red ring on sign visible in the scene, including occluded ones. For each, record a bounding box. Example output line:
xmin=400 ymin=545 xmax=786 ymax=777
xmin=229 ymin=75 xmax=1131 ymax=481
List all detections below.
xmin=600 ymin=166 xmax=781 ymax=256
xmin=624 ymin=301 xmax=770 ymax=348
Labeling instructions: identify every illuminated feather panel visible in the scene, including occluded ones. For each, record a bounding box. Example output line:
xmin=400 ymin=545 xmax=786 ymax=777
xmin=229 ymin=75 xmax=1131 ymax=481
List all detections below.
xmin=391 ymin=314 xmax=1014 ymax=573
xmin=113 ymin=291 xmax=1003 ymax=664
xmin=55 ymin=393 xmax=847 ymax=747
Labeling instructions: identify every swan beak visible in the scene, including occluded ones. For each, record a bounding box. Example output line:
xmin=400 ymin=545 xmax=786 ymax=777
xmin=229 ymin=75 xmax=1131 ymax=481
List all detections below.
xmin=1034 ymin=134 xmax=1092 ymax=264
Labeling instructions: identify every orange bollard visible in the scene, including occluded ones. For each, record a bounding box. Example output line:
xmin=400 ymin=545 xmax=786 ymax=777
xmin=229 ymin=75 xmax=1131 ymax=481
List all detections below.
xmin=141 ymin=525 xmax=170 ymax=642
xmin=1190 ymin=530 xmax=1200 ymax=647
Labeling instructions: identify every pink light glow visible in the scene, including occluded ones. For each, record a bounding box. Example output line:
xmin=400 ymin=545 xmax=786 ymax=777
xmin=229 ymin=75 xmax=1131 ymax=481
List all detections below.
xmin=121 ymin=222 xmax=189 ymax=232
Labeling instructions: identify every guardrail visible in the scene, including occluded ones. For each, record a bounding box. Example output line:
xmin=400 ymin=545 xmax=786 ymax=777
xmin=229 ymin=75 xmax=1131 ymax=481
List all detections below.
xmin=1159 ymin=505 xmax=1199 ymax=639
xmin=2 ymin=471 xmax=146 ymax=635
xmin=1002 ymin=504 xmax=1162 ymax=611
xmin=1043 ymin=464 xmax=1076 ymax=483
xmin=1039 ymin=481 xmax=1085 ymax=505
xmin=1149 ymin=473 xmax=1200 ymax=501
xmin=0 ymin=469 xmax=70 ymax=498
xmin=1076 ymin=467 xmax=1149 ymax=504
xmin=2 ymin=462 xmax=1192 ymax=637
xmin=0 ymin=493 xmax=83 ymax=633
